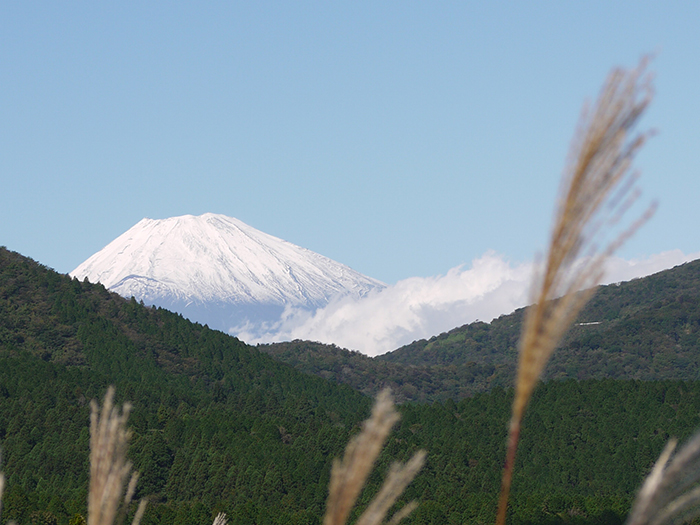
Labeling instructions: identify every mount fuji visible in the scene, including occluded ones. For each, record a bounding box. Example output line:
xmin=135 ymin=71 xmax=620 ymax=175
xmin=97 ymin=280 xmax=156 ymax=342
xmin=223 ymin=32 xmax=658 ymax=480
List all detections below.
xmin=70 ymin=213 xmax=385 ymax=338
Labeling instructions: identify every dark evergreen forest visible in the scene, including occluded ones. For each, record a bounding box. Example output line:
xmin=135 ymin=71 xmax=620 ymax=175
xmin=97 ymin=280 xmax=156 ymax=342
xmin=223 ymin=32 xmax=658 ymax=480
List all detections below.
xmin=2 ymin=247 xmax=700 ymax=525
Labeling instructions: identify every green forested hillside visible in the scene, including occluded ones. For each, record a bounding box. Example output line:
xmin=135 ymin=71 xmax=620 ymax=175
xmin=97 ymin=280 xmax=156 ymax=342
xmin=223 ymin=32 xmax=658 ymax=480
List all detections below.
xmin=261 ymin=260 xmax=700 ymax=402
xmin=396 ymin=378 xmax=700 ymax=525
xmin=0 ymin=247 xmax=370 ymax=525
xmin=258 ymin=340 xmax=485 ymax=403
xmin=385 ymin=259 xmax=700 ymax=373
xmin=3 ymin=247 xmax=700 ymax=525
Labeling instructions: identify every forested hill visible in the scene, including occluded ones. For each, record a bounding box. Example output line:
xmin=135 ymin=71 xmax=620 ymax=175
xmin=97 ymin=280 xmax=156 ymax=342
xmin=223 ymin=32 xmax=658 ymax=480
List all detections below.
xmin=0 ymin=246 xmax=371 ymax=525
xmin=259 ymin=339 xmax=485 ymax=403
xmin=261 ymin=260 xmax=700 ymax=402
xmin=383 ymin=258 xmax=700 ymax=376
xmin=4 ymin=247 xmax=700 ymax=525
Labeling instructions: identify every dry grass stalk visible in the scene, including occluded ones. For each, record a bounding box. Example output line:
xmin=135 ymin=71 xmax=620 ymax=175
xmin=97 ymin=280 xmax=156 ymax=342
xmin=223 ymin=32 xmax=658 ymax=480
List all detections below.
xmin=0 ymin=470 xmax=5 ymax=521
xmin=385 ymin=502 xmax=419 ymax=525
xmin=355 ymin=452 xmax=426 ymax=525
xmin=212 ymin=512 xmax=228 ymax=525
xmin=88 ymin=387 xmax=146 ymax=525
xmin=323 ymin=389 xmax=425 ymax=525
xmin=495 ymin=57 xmax=656 ymax=525
xmin=131 ymin=500 xmax=148 ymax=525
xmin=627 ymin=430 xmax=700 ymax=525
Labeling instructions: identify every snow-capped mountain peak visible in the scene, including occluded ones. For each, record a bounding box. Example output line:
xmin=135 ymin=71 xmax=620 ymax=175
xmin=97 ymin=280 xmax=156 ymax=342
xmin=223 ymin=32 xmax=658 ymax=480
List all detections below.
xmin=71 ymin=213 xmax=385 ymax=335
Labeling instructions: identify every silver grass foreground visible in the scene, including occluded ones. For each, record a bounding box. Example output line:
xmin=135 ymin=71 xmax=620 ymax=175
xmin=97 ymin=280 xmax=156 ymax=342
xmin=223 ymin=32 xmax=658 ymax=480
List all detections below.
xmin=211 ymin=512 xmax=228 ymax=525
xmin=495 ymin=57 xmax=656 ymax=525
xmin=89 ymin=387 xmax=146 ymax=525
xmin=0 ymin=469 xmax=5 ymax=522
xmin=324 ymin=389 xmax=426 ymax=525
xmin=626 ymin=431 xmax=700 ymax=525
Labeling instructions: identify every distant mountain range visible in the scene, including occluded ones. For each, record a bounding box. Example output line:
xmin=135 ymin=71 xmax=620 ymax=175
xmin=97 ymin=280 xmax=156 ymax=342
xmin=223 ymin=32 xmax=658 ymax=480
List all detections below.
xmin=70 ymin=213 xmax=385 ymax=338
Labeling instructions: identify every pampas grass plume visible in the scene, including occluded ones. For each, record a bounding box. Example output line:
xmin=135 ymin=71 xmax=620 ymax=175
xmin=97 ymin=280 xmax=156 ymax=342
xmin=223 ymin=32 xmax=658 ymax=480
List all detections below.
xmin=324 ymin=389 xmax=425 ymax=525
xmin=0 ymin=469 xmax=5 ymax=521
xmin=496 ymin=57 xmax=656 ymax=525
xmin=212 ymin=512 xmax=228 ymax=525
xmin=627 ymin=429 xmax=700 ymax=525
xmin=89 ymin=387 xmax=146 ymax=525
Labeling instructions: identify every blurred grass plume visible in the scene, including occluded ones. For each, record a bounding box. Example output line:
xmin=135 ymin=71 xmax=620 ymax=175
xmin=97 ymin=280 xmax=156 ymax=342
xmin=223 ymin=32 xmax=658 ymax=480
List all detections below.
xmin=496 ymin=57 xmax=657 ymax=525
xmin=88 ymin=387 xmax=146 ymax=525
xmin=324 ymin=388 xmax=425 ymax=525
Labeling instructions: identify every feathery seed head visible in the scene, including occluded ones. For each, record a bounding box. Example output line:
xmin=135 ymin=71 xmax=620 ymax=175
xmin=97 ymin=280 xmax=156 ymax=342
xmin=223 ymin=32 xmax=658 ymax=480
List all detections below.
xmin=212 ymin=512 xmax=228 ymax=525
xmin=324 ymin=389 xmax=425 ymax=525
xmin=627 ymin=431 xmax=700 ymax=525
xmin=0 ymin=470 xmax=5 ymax=521
xmin=496 ymin=57 xmax=656 ymax=525
xmin=88 ymin=387 xmax=146 ymax=525
xmin=514 ymin=58 xmax=655 ymax=423
xmin=355 ymin=452 xmax=426 ymax=525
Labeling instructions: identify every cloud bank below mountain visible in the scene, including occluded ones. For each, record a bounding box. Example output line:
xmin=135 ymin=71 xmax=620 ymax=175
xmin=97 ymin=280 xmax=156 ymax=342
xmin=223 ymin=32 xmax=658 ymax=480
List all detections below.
xmin=240 ymin=249 xmax=700 ymax=356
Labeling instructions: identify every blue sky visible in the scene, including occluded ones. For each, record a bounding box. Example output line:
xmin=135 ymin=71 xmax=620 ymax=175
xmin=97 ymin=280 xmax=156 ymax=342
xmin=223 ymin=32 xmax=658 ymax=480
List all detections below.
xmin=1 ymin=2 xmax=699 ymax=286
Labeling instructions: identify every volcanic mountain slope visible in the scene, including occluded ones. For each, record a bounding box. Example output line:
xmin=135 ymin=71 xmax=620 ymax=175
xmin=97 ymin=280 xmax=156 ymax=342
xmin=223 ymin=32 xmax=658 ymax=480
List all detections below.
xmin=71 ymin=213 xmax=385 ymax=337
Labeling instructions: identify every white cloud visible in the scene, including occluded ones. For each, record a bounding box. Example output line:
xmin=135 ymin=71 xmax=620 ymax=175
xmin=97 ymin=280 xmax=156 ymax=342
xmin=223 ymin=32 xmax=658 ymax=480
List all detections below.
xmin=241 ymin=249 xmax=700 ymax=357
xmin=602 ymin=249 xmax=700 ymax=284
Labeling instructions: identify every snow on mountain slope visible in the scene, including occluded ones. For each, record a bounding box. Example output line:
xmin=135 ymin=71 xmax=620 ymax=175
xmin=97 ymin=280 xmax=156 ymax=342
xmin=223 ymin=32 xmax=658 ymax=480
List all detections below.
xmin=71 ymin=213 xmax=385 ymax=336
